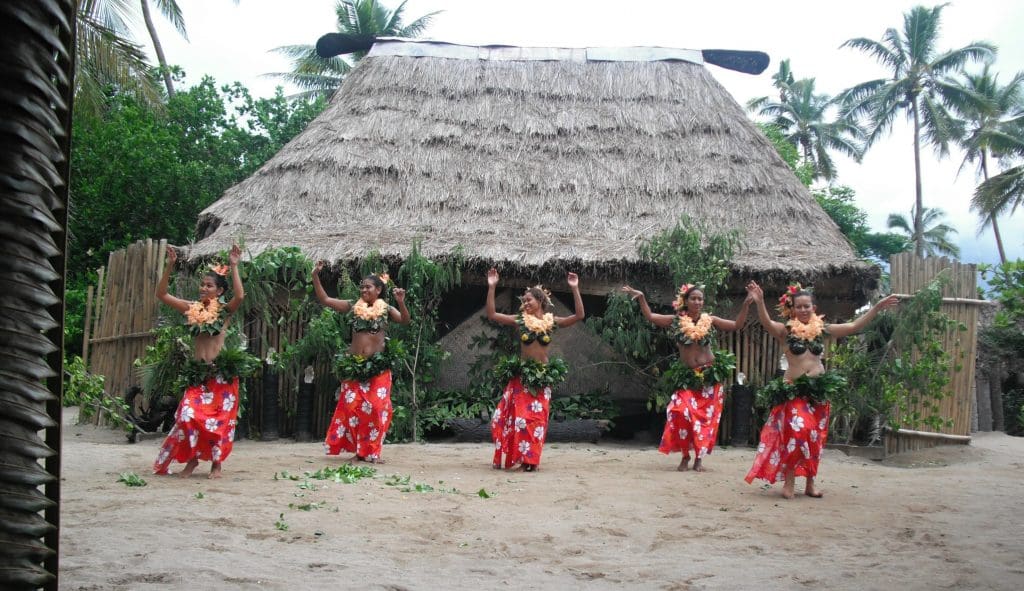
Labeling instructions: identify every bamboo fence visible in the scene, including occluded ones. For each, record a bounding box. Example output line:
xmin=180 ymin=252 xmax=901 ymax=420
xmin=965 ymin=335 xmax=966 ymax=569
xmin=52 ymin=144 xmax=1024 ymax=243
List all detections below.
xmin=885 ymin=253 xmax=980 ymax=454
xmin=84 ymin=239 xmax=166 ymax=422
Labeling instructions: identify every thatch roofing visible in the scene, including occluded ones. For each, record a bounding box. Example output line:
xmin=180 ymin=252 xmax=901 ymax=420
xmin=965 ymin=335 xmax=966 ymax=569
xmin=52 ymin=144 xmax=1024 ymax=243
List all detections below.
xmin=191 ymin=40 xmax=873 ymax=286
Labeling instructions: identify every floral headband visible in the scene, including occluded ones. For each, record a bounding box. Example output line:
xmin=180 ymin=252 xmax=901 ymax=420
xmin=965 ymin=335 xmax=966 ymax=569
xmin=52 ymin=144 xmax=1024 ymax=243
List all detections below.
xmin=209 ymin=263 xmax=229 ymax=277
xmin=672 ymin=283 xmax=704 ymax=311
xmin=777 ymin=283 xmax=810 ymax=318
xmin=377 ymin=272 xmax=390 ymax=285
xmin=521 ymin=284 xmax=553 ymax=310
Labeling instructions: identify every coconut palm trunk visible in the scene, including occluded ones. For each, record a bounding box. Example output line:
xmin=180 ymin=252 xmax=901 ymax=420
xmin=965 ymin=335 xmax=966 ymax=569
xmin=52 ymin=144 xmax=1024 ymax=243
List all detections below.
xmin=911 ymin=99 xmax=925 ymax=257
xmin=140 ymin=0 xmax=175 ymax=98
xmin=980 ymin=151 xmax=1007 ymax=263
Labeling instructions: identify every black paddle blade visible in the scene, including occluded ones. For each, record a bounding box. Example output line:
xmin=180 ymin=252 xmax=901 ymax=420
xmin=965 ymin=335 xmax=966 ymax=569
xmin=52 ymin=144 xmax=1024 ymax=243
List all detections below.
xmin=701 ymin=49 xmax=770 ymax=75
xmin=316 ymin=33 xmax=377 ymax=58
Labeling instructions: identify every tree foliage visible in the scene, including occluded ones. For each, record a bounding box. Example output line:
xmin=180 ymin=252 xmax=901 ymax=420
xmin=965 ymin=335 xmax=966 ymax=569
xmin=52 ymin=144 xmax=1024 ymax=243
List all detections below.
xmin=269 ymin=0 xmax=440 ymax=99
xmin=829 ymin=271 xmax=964 ymax=443
xmin=839 ymin=3 xmax=995 ymax=256
xmin=66 ymin=77 xmax=326 ymax=353
xmin=748 ymin=61 xmax=864 ymax=181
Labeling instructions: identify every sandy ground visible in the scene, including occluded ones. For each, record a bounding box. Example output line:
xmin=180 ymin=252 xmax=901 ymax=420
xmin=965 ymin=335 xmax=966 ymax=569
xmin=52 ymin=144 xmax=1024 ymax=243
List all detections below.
xmin=58 ymin=411 xmax=1024 ymax=591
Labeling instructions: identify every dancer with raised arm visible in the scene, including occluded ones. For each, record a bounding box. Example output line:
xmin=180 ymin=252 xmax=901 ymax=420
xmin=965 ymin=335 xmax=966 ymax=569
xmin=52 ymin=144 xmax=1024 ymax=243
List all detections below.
xmin=744 ymin=281 xmax=898 ymax=498
xmin=487 ymin=268 xmax=584 ymax=471
xmin=153 ymin=244 xmax=246 ymax=479
xmin=313 ymin=262 xmax=409 ymax=463
xmin=621 ymin=283 xmax=751 ymax=471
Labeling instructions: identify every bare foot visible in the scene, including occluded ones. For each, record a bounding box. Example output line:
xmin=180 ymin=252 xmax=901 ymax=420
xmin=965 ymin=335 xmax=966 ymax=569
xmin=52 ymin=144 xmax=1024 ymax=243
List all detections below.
xmin=523 ymin=463 xmax=537 ymax=472
xmin=178 ymin=459 xmax=199 ymax=478
xmin=692 ymin=459 xmax=709 ymax=472
xmin=492 ymin=463 xmax=501 ymax=470
xmin=677 ymin=455 xmax=691 ymax=472
xmin=805 ymin=477 xmax=823 ymax=498
xmin=781 ymin=469 xmax=796 ymax=499
xmin=208 ymin=462 xmax=223 ymax=479
xmin=366 ymin=457 xmax=385 ymax=464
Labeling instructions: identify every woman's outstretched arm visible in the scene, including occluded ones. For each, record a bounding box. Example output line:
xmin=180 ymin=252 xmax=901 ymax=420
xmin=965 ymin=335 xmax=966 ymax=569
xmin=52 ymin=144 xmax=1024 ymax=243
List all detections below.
xmin=620 ymin=285 xmax=674 ymax=328
xmin=312 ymin=260 xmax=352 ymax=314
xmin=155 ymin=246 xmax=190 ymax=314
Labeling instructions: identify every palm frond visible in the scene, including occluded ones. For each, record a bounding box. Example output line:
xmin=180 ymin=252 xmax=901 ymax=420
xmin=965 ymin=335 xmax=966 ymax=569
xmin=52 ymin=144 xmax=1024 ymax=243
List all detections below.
xmin=152 ymin=0 xmax=188 ymax=39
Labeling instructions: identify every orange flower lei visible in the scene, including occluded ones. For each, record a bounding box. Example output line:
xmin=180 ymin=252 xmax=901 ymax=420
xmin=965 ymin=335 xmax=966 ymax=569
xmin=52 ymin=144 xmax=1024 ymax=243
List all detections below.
xmin=186 ymin=297 xmax=222 ymax=326
xmin=353 ymin=298 xmax=389 ymax=320
xmin=678 ymin=313 xmax=713 ymax=342
xmin=522 ymin=312 xmax=555 ymax=335
xmin=786 ymin=314 xmax=825 ymax=340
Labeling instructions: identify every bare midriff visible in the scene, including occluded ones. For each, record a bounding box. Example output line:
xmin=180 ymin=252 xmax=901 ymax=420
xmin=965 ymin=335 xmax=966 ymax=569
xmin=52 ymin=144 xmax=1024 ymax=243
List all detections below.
xmin=677 ymin=342 xmax=715 ymax=369
xmin=193 ymin=320 xmax=229 ymax=363
xmin=349 ymin=330 xmax=387 ymax=357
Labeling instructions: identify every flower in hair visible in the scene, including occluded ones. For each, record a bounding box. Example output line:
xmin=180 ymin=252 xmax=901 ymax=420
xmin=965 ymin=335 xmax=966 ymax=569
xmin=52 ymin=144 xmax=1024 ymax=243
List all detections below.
xmin=777 ymin=283 xmax=808 ymax=318
xmin=378 ymin=272 xmax=390 ymax=284
xmin=672 ymin=283 xmax=703 ymax=311
xmin=209 ymin=263 xmax=229 ymax=277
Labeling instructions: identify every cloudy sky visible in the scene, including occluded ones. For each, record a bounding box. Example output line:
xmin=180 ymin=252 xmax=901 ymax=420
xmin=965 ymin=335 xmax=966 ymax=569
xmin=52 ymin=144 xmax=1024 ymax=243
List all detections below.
xmin=136 ymin=0 xmax=1024 ymax=266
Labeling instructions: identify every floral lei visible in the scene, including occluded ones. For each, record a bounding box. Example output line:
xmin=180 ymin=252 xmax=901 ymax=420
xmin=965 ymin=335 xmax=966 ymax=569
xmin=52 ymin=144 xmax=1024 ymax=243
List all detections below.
xmin=186 ymin=297 xmax=228 ymax=336
xmin=350 ymin=298 xmax=390 ymax=333
xmin=786 ymin=314 xmax=825 ymax=340
xmin=517 ymin=313 xmax=556 ymax=344
xmin=671 ymin=313 xmax=714 ymax=346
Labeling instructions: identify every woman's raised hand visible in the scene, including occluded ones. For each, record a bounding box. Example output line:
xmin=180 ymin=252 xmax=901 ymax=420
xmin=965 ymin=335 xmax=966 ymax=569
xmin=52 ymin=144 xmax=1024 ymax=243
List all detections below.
xmin=393 ymin=287 xmax=406 ymax=304
xmin=166 ymin=246 xmax=177 ymax=265
xmin=745 ymin=280 xmax=763 ymax=302
xmin=228 ymin=244 xmax=242 ymax=267
xmin=314 ymin=260 xmax=325 ymax=274
xmin=621 ymin=285 xmax=643 ymax=300
xmin=567 ymin=272 xmax=579 ymax=289
xmin=487 ymin=268 xmax=499 ymax=287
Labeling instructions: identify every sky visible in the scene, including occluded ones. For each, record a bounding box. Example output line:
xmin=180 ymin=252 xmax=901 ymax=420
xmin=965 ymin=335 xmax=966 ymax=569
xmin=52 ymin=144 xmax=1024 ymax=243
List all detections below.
xmin=136 ymin=0 xmax=1024 ymax=268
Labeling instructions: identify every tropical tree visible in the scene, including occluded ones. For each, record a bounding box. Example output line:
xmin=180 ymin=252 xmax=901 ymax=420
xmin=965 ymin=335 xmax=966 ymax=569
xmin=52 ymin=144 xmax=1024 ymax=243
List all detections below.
xmin=76 ymin=0 xmax=162 ymax=113
xmin=748 ymin=74 xmax=865 ymax=181
xmin=886 ymin=205 xmax=960 ymax=258
xmin=269 ymin=0 xmax=439 ymax=99
xmin=839 ymin=3 xmax=995 ymax=256
xmin=138 ymin=0 xmax=187 ymax=98
xmin=973 ymin=129 xmax=1024 ymax=231
xmin=948 ymin=65 xmax=1024 ymax=263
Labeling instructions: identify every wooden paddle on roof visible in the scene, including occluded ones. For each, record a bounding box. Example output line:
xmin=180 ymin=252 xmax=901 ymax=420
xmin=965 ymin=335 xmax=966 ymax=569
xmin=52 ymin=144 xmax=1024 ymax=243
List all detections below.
xmin=316 ymin=33 xmax=769 ymax=75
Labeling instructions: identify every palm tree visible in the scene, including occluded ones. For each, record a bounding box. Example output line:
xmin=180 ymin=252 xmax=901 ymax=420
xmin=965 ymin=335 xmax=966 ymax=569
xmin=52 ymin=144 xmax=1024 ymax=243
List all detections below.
xmin=76 ymin=0 xmax=163 ymax=114
xmin=269 ymin=0 xmax=440 ymax=100
xmin=947 ymin=65 xmax=1024 ymax=263
xmin=839 ymin=4 xmax=995 ymax=256
xmin=973 ymin=127 xmax=1024 ymax=232
xmin=138 ymin=0 xmax=187 ymax=98
xmin=748 ymin=75 xmax=864 ymax=181
xmin=886 ymin=205 xmax=960 ymax=258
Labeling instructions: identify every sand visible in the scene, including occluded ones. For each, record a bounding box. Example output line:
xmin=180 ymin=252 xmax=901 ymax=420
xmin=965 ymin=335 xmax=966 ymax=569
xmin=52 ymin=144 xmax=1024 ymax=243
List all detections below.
xmin=58 ymin=412 xmax=1024 ymax=591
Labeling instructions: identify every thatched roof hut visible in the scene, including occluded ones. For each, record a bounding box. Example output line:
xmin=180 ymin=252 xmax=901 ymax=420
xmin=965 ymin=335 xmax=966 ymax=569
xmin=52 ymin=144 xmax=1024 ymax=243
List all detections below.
xmin=191 ymin=39 xmax=877 ymax=300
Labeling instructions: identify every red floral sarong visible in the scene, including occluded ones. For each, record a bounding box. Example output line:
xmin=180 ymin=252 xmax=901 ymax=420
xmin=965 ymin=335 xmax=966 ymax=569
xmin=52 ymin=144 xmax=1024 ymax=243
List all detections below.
xmin=491 ymin=376 xmax=551 ymax=468
xmin=153 ymin=376 xmax=239 ymax=474
xmin=745 ymin=397 xmax=830 ymax=484
xmin=658 ymin=383 xmax=724 ymax=458
xmin=324 ymin=370 xmax=393 ymax=460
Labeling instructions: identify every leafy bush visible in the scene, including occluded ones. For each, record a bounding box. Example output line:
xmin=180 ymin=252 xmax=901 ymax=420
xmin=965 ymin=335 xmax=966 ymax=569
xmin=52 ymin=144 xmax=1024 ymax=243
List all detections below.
xmin=829 ymin=272 xmax=963 ymax=443
xmin=64 ymin=355 xmax=132 ymax=430
xmin=1003 ymin=389 xmax=1024 ymax=436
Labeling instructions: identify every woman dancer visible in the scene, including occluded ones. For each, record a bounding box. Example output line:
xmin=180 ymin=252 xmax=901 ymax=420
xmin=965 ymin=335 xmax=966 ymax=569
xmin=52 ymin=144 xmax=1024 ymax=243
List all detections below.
xmin=313 ymin=262 xmax=409 ymax=463
xmin=487 ymin=268 xmax=584 ymax=471
xmin=744 ymin=281 xmax=898 ymax=498
xmin=622 ymin=283 xmax=751 ymax=471
xmin=153 ymin=244 xmax=245 ymax=479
